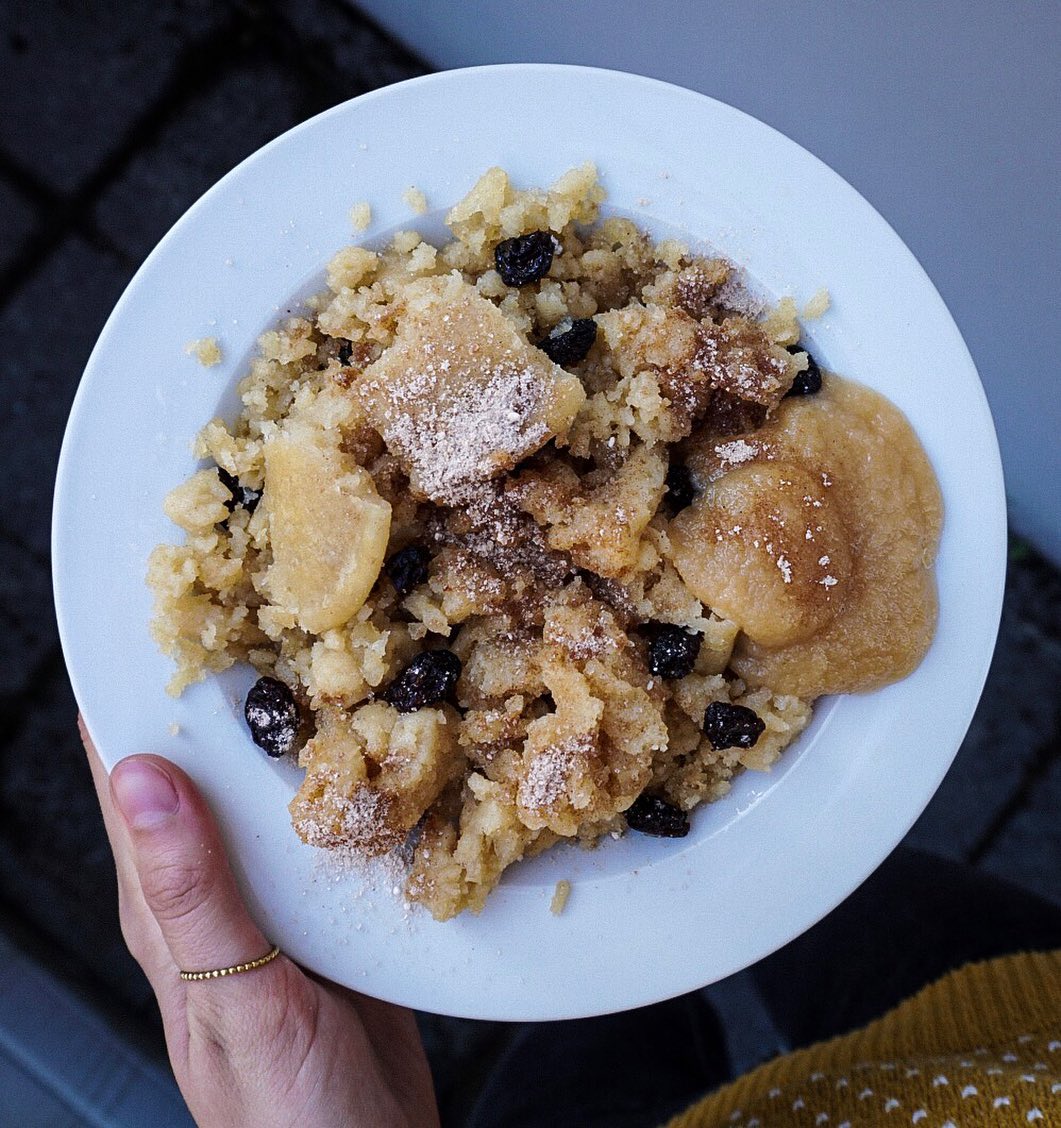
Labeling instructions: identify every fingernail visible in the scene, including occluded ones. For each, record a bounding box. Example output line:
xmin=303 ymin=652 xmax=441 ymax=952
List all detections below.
xmin=112 ymin=759 xmax=179 ymax=830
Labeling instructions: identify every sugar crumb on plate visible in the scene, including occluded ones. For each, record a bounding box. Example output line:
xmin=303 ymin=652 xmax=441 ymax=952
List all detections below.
xmin=184 ymin=337 xmax=222 ymax=367
xmin=802 ymin=288 xmax=830 ymax=319
xmin=402 ymin=186 xmax=429 ymax=214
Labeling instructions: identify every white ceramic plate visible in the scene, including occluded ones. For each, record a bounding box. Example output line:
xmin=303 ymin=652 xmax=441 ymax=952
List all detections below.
xmin=53 ymin=65 xmax=1005 ymax=1020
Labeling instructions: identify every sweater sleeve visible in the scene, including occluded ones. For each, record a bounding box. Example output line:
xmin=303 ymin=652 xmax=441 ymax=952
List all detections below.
xmin=666 ymin=950 xmax=1061 ymax=1128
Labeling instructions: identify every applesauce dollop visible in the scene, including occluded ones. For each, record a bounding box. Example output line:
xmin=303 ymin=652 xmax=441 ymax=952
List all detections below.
xmin=671 ymin=375 xmax=942 ymax=698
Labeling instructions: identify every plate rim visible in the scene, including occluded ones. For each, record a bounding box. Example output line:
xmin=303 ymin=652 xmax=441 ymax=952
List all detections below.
xmin=52 ymin=63 xmax=1006 ymax=1019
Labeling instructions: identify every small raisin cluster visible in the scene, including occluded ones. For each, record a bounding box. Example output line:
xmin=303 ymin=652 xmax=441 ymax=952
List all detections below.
xmin=386 ymin=545 xmax=430 ymax=595
xmin=663 ymin=462 xmax=697 ymax=514
xmin=703 ymin=701 xmax=766 ymax=750
xmin=625 ymin=793 xmax=689 ymax=838
xmin=244 ymin=650 xmax=461 ymax=757
xmin=644 ymin=622 xmax=702 ymax=680
xmin=244 ymin=677 xmax=299 ymax=758
xmin=383 ymin=651 xmax=462 ymax=713
xmin=626 ymin=703 xmax=766 ymax=838
xmin=218 ymin=467 xmax=261 ymax=515
xmin=538 ymin=317 xmax=597 ymax=366
xmin=785 ymin=344 xmax=823 ymax=396
xmin=494 ymin=231 xmax=556 ymax=286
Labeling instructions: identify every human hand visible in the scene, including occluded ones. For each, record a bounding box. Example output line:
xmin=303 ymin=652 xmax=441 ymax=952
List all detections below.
xmin=80 ymin=720 xmax=439 ymax=1128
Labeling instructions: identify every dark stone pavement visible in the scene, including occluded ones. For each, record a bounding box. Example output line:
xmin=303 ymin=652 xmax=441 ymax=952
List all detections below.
xmin=0 ymin=0 xmax=1058 ymax=1120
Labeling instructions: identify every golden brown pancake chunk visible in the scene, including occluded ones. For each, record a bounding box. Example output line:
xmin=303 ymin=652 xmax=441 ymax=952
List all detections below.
xmin=359 ymin=272 xmax=585 ymax=503
xmin=290 ymin=701 xmax=464 ymax=855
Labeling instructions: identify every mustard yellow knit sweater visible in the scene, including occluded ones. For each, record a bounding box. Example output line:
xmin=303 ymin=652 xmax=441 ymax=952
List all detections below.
xmin=666 ymin=951 xmax=1060 ymax=1128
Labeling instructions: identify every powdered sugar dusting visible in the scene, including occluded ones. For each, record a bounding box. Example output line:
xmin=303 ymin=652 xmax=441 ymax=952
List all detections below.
xmin=714 ymin=269 xmax=765 ymax=319
xmin=293 ymin=779 xmax=392 ymax=851
xmin=430 ymin=480 xmax=573 ymax=585
xmin=371 ymin=360 xmax=548 ymax=504
xmin=714 ymin=438 xmax=758 ymax=466
xmin=305 ymin=837 xmax=417 ymax=927
xmin=359 ymin=276 xmax=579 ymax=505
xmin=518 ymin=735 xmax=595 ymax=811
xmin=694 ymin=319 xmax=788 ymax=403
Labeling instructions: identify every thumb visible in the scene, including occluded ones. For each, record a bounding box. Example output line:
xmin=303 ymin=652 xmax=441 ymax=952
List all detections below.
xmin=109 ymin=755 xmax=274 ymax=982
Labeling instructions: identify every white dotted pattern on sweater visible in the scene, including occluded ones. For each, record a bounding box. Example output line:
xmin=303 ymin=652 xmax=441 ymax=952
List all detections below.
xmin=725 ymin=1031 xmax=1061 ymax=1128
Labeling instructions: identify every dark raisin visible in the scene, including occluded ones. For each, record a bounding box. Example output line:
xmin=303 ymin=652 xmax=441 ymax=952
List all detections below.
xmin=494 ymin=231 xmax=555 ymax=286
xmin=645 ymin=622 xmax=702 ymax=680
xmin=785 ymin=344 xmax=823 ymax=396
xmin=217 ymin=467 xmax=239 ymax=508
xmin=217 ymin=467 xmax=261 ymax=515
xmin=244 ymin=677 xmax=299 ymax=758
xmin=337 ymin=340 xmax=353 ymax=365
xmin=625 ymin=793 xmax=690 ymax=838
xmin=664 ymin=462 xmax=697 ymax=514
xmin=386 ymin=545 xmax=430 ymax=595
xmin=703 ymin=701 xmax=766 ymax=750
xmin=383 ymin=650 xmax=461 ymax=713
xmin=538 ymin=317 xmax=597 ymax=366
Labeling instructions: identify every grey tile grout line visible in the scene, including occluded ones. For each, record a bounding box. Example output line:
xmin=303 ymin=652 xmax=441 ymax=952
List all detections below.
xmin=0 ymin=149 xmax=66 ymax=210
xmin=0 ymin=164 xmax=130 ymax=276
xmin=0 ymin=644 xmax=67 ymax=742
xmin=0 ymin=150 xmax=127 ymax=262
xmin=0 ymin=0 xmax=427 ymax=311
xmin=0 ymin=521 xmax=50 ymax=570
xmin=253 ymin=0 xmax=427 ymax=96
xmin=0 ymin=8 xmax=249 ymax=308
xmin=966 ymin=730 xmax=1061 ymax=867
